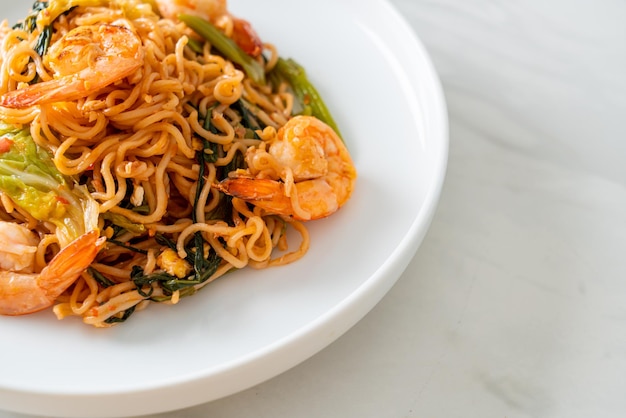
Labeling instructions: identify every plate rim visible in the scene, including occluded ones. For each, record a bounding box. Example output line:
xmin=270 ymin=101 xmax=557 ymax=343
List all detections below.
xmin=0 ymin=0 xmax=449 ymax=415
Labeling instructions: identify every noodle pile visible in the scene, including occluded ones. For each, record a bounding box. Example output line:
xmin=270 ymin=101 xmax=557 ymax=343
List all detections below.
xmin=0 ymin=1 xmax=318 ymax=326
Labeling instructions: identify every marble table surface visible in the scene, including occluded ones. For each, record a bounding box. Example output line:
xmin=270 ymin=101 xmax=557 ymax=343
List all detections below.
xmin=3 ymin=0 xmax=625 ymax=417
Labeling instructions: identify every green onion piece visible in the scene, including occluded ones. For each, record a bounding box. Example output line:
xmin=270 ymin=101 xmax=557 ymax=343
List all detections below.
xmin=178 ymin=13 xmax=266 ymax=85
xmin=270 ymin=57 xmax=342 ymax=139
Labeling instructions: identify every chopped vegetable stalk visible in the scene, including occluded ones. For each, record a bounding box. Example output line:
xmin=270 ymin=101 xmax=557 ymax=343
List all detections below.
xmin=270 ymin=57 xmax=342 ymax=139
xmin=178 ymin=13 xmax=266 ymax=85
xmin=0 ymin=122 xmax=98 ymax=247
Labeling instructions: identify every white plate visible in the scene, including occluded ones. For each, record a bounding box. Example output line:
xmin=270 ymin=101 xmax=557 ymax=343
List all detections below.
xmin=0 ymin=0 xmax=448 ymax=416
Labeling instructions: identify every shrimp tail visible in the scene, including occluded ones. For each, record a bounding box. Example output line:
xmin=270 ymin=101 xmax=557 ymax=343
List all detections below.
xmin=216 ymin=177 xmax=293 ymax=215
xmin=0 ymin=59 xmax=142 ymax=109
xmin=37 ymin=230 xmax=105 ymax=300
xmin=216 ymin=177 xmax=340 ymax=221
xmin=0 ymin=231 xmax=105 ymax=316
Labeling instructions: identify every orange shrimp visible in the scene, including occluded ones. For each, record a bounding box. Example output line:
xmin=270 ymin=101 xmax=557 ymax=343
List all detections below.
xmin=0 ymin=23 xmax=144 ymax=109
xmin=155 ymin=0 xmax=263 ymax=57
xmin=216 ymin=115 xmax=357 ymax=221
xmin=0 ymin=223 xmax=104 ymax=316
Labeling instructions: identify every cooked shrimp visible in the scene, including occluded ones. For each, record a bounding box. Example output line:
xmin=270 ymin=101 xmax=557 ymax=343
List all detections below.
xmin=0 ymin=23 xmax=144 ymax=109
xmin=0 ymin=224 xmax=104 ymax=316
xmin=0 ymin=222 xmax=39 ymax=274
xmin=155 ymin=0 xmax=263 ymax=57
xmin=216 ymin=115 xmax=357 ymax=221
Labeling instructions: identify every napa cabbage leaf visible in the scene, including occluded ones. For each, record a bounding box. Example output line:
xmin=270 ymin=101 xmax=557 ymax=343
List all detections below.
xmin=0 ymin=122 xmax=98 ymax=247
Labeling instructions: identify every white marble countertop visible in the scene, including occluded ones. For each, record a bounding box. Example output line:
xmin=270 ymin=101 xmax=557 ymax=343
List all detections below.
xmin=3 ymin=0 xmax=625 ymax=417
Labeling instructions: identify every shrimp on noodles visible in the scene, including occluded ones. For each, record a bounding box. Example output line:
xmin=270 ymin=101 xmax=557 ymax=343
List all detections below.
xmin=0 ymin=23 xmax=143 ymax=108
xmin=155 ymin=0 xmax=263 ymax=56
xmin=0 ymin=223 xmax=104 ymax=316
xmin=216 ymin=115 xmax=357 ymax=221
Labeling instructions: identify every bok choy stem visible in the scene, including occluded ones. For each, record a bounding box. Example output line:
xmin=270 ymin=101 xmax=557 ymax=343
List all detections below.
xmin=270 ymin=57 xmax=342 ymax=139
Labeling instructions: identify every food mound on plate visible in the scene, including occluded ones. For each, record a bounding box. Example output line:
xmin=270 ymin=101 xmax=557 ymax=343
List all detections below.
xmin=0 ymin=0 xmax=356 ymax=327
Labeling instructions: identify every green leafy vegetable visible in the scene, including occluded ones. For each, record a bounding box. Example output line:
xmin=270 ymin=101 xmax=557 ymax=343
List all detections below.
xmin=178 ymin=13 xmax=266 ymax=85
xmin=0 ymin=122 xmax=98 ymax=246
xmin=130 ymin=248 xmax=221 ymax=299
xmin=33 ymin=25 xmax=52 ymax=59
xmin=13 ymin=0 xmax=47 ymax=33
xmin=103 ymin=305 xmax=136 ymax=324
xmin=234 ymin=99 xmax=264 ymax=135
xmin=88 ymin=267 xmax=116 ymax=288
xmin=198 ymin=104 xmax=220 ymax=163
xmin=107 ymin=239 xmax=148 ymax=255
xmin=12 ymin=1 xmax=52 ymax=82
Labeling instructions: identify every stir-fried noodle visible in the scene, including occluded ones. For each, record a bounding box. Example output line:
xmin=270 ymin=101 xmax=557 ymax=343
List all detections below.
xmin=0 ymin=0 xmax=356 ymax=327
